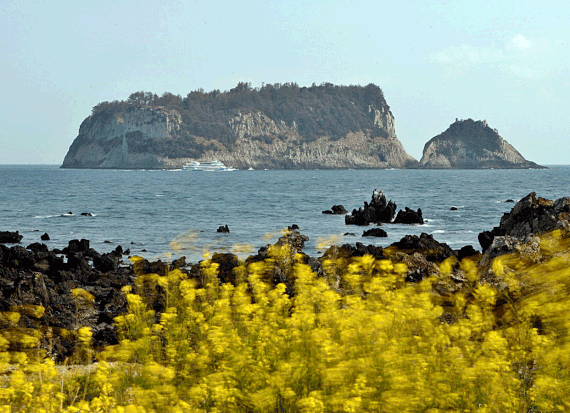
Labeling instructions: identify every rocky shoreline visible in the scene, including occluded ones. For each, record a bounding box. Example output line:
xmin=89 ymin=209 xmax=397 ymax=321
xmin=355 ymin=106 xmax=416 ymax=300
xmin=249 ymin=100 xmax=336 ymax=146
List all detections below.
xmin=1 ymin=192 xmax=569 ymax=360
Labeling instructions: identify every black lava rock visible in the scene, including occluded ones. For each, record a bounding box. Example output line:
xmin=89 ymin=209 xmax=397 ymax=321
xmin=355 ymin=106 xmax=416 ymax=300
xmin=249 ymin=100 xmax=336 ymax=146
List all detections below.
xmin=391 ymin=233 xmax=454 ymax=262
xmin=457 ymin=245 xmax=480 ymax=260
xmin=362 ymin=228 xmax=388 ymax=237
xmin=393 ymin=207 xmax=424 ymax=224
xmin=345 ymin=189 xmax=397 ymax=226
xmin=0 ymin=231 xmax=23 ymax=243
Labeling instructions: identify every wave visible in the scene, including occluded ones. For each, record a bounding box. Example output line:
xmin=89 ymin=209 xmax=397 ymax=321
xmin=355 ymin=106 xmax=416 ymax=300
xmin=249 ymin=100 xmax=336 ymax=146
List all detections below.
xmin=431 ymin=229 xmax=446 ymax=234
xmin=33 ymin=212 xmax=97 ymax=219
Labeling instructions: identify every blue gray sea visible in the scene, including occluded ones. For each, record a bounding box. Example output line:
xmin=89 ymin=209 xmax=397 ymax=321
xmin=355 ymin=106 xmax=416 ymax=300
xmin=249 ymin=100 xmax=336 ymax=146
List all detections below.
xmin=1 ymin=165 xmax=568 ymax=263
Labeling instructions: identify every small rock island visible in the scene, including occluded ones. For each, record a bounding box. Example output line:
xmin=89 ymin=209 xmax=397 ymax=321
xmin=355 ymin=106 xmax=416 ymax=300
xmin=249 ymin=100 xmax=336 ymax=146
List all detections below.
xmin=419 ymin=119 xmax=544 ymax=169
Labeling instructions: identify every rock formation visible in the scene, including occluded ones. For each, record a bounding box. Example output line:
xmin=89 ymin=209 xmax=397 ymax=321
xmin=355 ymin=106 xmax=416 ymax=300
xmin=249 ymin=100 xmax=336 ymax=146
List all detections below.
xmin=478 ymin=192 xmax=570 ymax=255
xmin=389 ymin=233 xmax=455 ymax=263
xmin=0 ymin=231 xmax=23 ymax=243
xmin=62 ymin=106 xmax=187 ymax=169
xmin=344 ymin=190 xmax=424 ymax=226
xmin=362 ymin=228 xmax=388 ymax=237
xmin=322 ymin=205 xmax=348 ymax=215
xmin=345 ymin=190 xmax=397 ymax=225
xmin=61 ymin=83 xmax=418 ymax=169
xmin=420 ymin=119 xmax=544 ymax=169
xmin=393 ymin=207 xmax=424 ymax=224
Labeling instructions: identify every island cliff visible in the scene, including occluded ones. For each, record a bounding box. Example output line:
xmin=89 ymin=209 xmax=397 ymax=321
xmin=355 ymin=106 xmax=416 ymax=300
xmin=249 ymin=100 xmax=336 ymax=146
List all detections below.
xmin=62 ymin=83 xmax=418 ymax=169
xmin=419 ymin=119 xmax=544 ymax=169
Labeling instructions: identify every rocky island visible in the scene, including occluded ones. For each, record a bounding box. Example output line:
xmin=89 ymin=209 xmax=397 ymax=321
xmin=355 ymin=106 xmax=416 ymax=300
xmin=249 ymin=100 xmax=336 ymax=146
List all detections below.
xmin=61 ymin=83 xmax=418 ymax=170
xmin=419 ymin=118 xmax=544 ymax=169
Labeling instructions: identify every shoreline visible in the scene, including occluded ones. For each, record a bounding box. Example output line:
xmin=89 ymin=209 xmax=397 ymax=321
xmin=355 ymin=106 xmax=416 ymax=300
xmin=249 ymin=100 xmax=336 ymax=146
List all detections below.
xmin=1 ymin=191 xmax=569 ymax=359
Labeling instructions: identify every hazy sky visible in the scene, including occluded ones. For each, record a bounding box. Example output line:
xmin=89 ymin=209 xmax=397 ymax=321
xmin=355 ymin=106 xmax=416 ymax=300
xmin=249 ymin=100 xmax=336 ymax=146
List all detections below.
xmin=1 ymin=0 xmax=568 ymax=165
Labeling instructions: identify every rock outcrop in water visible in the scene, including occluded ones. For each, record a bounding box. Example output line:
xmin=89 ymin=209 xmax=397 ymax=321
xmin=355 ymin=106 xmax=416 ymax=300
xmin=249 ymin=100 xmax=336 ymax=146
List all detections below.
xmin=420 ymin=119 xmax=544 ymax=169
xmin=0 ymin=231 xmax=23 ymax=243
xmin=322 ymin=205 xmax=348 ymax=215
xmin=393 ymin=207 xmax=424 ymax=224
xmin=345 ymin=190 xmax=397 ymax=225
xmin=344 ymin=190 xmax=424 ymax=226
xmin=61 ymin=83 xmax=418 ymax=169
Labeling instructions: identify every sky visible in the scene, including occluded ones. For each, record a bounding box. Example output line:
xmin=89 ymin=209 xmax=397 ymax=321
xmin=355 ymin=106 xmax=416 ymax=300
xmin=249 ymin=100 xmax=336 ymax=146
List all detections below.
xmin=1 ymin=0 xmax=568 ymax=165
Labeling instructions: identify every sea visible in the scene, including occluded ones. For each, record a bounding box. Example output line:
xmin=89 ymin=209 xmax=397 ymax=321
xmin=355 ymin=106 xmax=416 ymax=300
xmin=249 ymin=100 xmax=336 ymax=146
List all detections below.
xmin=1 ymin=165 xmax=569 ymax=264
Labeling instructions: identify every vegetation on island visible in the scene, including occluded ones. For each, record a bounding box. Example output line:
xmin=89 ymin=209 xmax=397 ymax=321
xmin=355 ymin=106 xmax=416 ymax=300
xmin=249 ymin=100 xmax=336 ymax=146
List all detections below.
xmin=1 ymin=228 xmax=570 ymax=412
xmin=84 ymin=83 xmax=390 ymax=159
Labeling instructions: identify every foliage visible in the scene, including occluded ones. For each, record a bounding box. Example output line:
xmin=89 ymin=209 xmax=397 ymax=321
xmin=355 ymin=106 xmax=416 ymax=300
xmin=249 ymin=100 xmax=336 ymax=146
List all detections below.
xmin=1 ymin=231 xmax=570 ymax=411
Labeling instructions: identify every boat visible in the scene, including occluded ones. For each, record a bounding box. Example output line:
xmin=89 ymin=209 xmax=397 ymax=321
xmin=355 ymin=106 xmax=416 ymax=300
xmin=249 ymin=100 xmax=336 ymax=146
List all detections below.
xmin=182 ymin=160 xmax=237 ymax=172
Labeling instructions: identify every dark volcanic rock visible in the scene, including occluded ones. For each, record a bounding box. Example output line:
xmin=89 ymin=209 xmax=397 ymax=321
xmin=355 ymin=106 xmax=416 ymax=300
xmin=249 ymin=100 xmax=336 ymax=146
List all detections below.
xmin=331 ymin=205 xmax=348 ymax=214
xmin=217 ymin=225 xmax=230 ymax=233
xmin=345 ymin=189 xmax=397 ymax=225
xmin=26 ymin=243 xmax=49 ymax=253
xmin=276 ymin=229 xmax=309 ymax=254
xmin=478 ymin=229 xmax=502 ymax=253
xmin=456 ymin=245 xmax=480 ymax=260
xmin=450 ymin=207 xmax=458 ymax=211
xmin=390 ymin=233 xmax=454 ymax=262
xmin=3 ymin=246 xmax=35 ymax=269
xmin=0 ymin=242 xmax=136 ymax=360
xmin=478 ymin=192 xmax=570 ymax=252
xmin=389 ymin=251 xmax=440 ymax=283
xmin=243 ymin=228 xmax=311 ymax=298
xmin=62 ymin=239 xmax=91 ymax=255
xmin=393 ymin=207 xmax=424 ymax=224
xmin=93 ymin=252 xmax=121 ymax=273
xmin=480 ymin=235 xmax=542 ymax=266
xmin=211 ymin=253 xmax=240 ymax=284
xmin=500 ymin=193 xmax=570 ymax=237
xmin=323 ymin=205 xmax=347 ymax=215
xmin=41 ymin=233 xmax=50 ymax=241
xmin=0 ymin=231 xmax=23 ymax=243
xmin=324 ymin=243 xmax=385 ymax=260
xmin=362 ymin=228 xmax=388 ymax=237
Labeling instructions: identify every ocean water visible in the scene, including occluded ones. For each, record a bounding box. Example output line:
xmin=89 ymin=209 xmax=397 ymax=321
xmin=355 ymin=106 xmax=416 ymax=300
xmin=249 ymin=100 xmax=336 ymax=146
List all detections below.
xmin=1 ymin=165 xmax=569 ymax=263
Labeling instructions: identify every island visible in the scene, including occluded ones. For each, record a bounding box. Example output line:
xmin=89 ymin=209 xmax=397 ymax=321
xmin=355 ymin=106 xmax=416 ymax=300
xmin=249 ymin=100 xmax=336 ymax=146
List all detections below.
xmin=61 ymin=83 xmax=418 ymax=170
xmin=419 ymin=118 xmax=544 ymax=169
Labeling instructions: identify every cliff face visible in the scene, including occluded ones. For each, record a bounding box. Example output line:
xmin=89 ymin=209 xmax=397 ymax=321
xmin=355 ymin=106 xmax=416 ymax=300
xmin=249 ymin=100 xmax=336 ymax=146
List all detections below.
xmin=61 ymin=83 xmax=418 ymax=169
xmin=420 ymin=119 xmax=544 ymax=169
xmin=62 ymin=107 xmax=188 ymax=169
xmin=210 ymin=107 xmax=414 ymax=169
